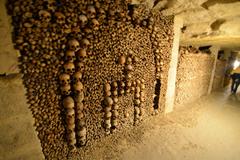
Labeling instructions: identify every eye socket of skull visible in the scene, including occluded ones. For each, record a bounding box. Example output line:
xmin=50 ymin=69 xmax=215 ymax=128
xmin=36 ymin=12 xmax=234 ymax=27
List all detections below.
xmin=74 ymin=90 xmax=80 ymax=95
xmin=67 ymin=68 xmax=71 ymax=73
xmin=61 ymin=80 xmax=67 ymax=85
xmin=62 ymin=90 xmax=70 ymax=95
xmin=67 ymin=113 xmax=75 ymax=118
xmin=67 ymin=55 xmax=74 ymax=62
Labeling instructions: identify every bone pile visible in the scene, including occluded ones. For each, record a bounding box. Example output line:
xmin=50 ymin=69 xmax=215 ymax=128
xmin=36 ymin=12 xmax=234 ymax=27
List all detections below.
xmin=7 ymin=0 xmax=174 ymax=159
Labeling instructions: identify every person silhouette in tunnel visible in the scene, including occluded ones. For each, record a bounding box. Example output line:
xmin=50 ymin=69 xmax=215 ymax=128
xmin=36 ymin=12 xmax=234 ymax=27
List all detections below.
xmin=231 ymin=66 xmax=240 ymax=94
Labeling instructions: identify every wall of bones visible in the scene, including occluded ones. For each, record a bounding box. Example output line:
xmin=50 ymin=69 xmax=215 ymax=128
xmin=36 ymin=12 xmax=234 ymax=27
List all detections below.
xmin=175 ymin=46 xmax=214 ymax=107
xmin=212 ymin=59 xmax=226 ymax=90
xmin=6 ymin=0 xmax=174 ymax=159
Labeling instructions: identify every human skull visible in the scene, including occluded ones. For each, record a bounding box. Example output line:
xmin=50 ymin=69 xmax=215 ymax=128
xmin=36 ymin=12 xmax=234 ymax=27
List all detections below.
xmin=76 ymin=62 xmax=84 ymax=72
xmin=78 ymin=120 xmax=86 ymax=128
xmin=140 ymin=83 xmax=145 ymax=90
xmin=64 ymin=62 xmax=75 ymax=75
xmin=79 ymin=14 xmax=88 ymax=27
xmin=77 ymin=127 xmax=86 ymax=138
xmin=67 ymin=108 xmax=75 ymax=118
xmin=105 ymin=106 xmax=111 ymax=113
xmin=113 ymin=104 xmax=119 ymax=110
xmin=67 ymin=116 xmax=75 ymax=125
xmin=61 ymin=84 xmax=71 ymax=95
xmin=81 ymin=38 xmax=90 ymax=49
xmin=127 ymin=57 xmax=132 ymax=64
xmin=68 ymin=130 xmax=76 ymax=141
xmin=136 ymin=86 xmax=141 ymax=93
xmin=135 ymin=92 xmax=140 ymax=99
xmin=119 ymin=55 xmax=126 ymax=65
xmin=105 ymin=112 xmax=112 ymax=119
xmin=112 ymin=119 xmax=118 ymax=127
xmin=73 ymin=82 xmax=84 ymax=95
xmin=76 ymin=49 xmax=87 ymax=60
xmin=73 ymin=72 xmax=82 ymax=83
xmin=76 ymin=112 xmax=84 ymax=120
xmin=38 ymin=10 xmax=51 ymax=22
xmin=48 ymin=0 xmax=55 ymax=9
xmin=63 ymin=96 xmax=75 ymax=109
xmin=104 ymin=83 xmax=111 ymax=92
xmin=59 ymin=73 xmax=70 ymax=86
xmin=136 ymin=79 xmax=141 ymax=85
xmin=134 ymin=99 xmax=141 ymax=106
xmin=91 ymin=19 xmax=99 ymax=30
xmin=69 ymin=138 xmax=77 ymax=146
xmin=104 ymin=97 xmax=113 ymax=106
xmin=87 ymin=5 xmax=96 ymax=18
xmin=76 ymin=102 xmax=84 ymax=111
xmin=134 ymin=107 xmax=140 ymax=115
xmin=74 ymin=92 xmax=84 ymax=103
xmin=120 ymin=81 xmax=125 ymax=88
xmin=112 ymin=110 xmax=119 ymax=118
xmin=126 ymin=64 xmax=133 ymax=71
xmin=112 ymin=81 xmax=118 ymax=89
xmin=79 ymin=137 xmax=87 ymax=146
xmin=55 ymin=12 xmax=65 ymax=24
xmin=105 ymin=119 xmax=111 ymax=126
xmin=65 ymin=50 xmax=76 ymax=62
xmin=68 ymin=39 xmax=80 ymax=52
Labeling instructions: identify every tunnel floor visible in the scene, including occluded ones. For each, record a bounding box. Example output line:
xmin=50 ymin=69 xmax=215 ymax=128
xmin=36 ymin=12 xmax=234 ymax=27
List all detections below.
xmin=79 ymin=89 xmax=240 ymax=160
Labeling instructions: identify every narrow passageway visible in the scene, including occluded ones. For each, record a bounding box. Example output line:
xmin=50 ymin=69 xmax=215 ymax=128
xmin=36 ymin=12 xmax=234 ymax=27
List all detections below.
xmin=80 ymin=90 xmax=240 ymax=160
xmin=122 ymin=90 xmax=240 ymax=160
xmin=1 ymin=1 xmax=240 ymax=159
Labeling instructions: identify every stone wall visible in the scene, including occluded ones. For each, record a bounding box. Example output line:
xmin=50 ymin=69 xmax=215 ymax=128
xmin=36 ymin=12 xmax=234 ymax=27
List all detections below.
xmin=0 ymin=0 xmax=19 ymax=74
xmin=0 ymin=74 xmax=44 ymax=160
xmin=212 ymin=59 xmax=226 ymax=90
xmin=0 ymin=0 xmax=44 ymax=159
xmin=175 ymin=47 xmax=214 ymax=106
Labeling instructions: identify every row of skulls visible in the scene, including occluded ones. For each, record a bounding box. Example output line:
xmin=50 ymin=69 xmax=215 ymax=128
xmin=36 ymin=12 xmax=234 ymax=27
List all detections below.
xmin=103 ymin=82 xmax=119 ymax=134
xmin=103 ymin=78 xmax=146 ymax=132
xmin=38 ymin=7 xmax=100 ymax=30
xmin=102 ymin=51 xmax=146 ymax=133
xmin=59 ymin=39 xmax=88 ymax=151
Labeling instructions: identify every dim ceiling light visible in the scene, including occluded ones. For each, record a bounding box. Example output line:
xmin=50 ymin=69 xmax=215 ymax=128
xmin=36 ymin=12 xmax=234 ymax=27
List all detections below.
xmin=233 ymin=60 xmax=240 ymax=69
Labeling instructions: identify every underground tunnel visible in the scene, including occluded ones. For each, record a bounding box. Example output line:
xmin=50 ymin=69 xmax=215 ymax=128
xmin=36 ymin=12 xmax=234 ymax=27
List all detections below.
xmin=0 ymin=0 xmax=240 ymax=160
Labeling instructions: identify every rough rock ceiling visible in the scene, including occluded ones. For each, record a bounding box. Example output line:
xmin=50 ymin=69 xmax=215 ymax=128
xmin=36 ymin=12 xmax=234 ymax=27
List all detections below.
xmin=148 ymin=0 xmax=240 ymax=49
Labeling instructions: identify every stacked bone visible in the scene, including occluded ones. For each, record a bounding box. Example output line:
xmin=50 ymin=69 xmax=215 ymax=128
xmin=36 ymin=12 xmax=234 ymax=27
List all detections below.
xmin=61 ymin=39 xmax=87 ymax=149
xmin=61 ymin=40 xmax=79 ymax=151
xmin=139 ymin=79 xmax=145 ymax=119
xmin=151 ymin=29 xmax=163 ymax=114
xmin=125 ymin=54 xmax=134 ymax=94
xmin=7 ymin=0 xmax=174 ymax=158
xmin=104 ymin=83 xmax=113 ymax=134
xmin=62 ymin=97 xmax=76 ymax=151
xmin=111 ymin=81 xmax=119 ymax=132
xmin=133 ymin=79 xmax=145 ymax=125
xmin=74 ymin=46 xmax=87 ymax=146
xmin=150 ymin=13 xmax=174 ymax=113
